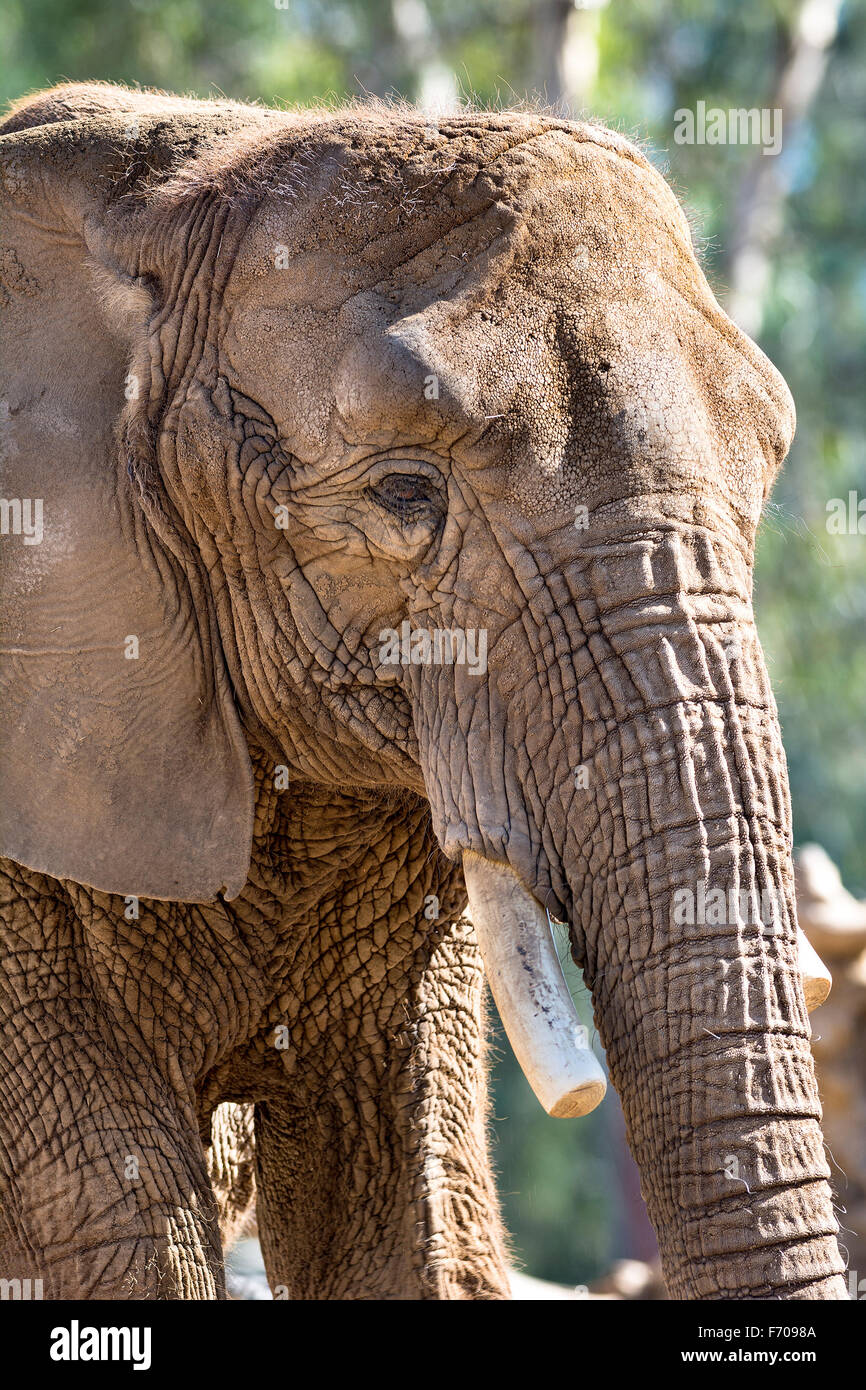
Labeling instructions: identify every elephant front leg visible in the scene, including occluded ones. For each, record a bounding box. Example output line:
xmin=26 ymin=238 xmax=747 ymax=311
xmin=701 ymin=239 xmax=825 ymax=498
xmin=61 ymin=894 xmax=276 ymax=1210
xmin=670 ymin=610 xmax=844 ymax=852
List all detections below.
xmin=255 ymin=913 xmax=510 ymax=1300
xmin=0 ymin=1004 xmax=224 ymax=1300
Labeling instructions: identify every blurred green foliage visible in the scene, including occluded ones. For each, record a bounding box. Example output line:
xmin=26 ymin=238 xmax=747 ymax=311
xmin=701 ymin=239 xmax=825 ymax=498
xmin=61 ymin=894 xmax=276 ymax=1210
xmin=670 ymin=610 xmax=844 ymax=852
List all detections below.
xmin=2 ymin=0 xmax=863 ymax=1285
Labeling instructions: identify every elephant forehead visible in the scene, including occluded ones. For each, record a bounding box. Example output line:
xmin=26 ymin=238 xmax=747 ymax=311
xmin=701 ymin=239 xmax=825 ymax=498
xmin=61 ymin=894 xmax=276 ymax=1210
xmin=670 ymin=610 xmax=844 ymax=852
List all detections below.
xmin=221 ymin=283 xmax=571 ymax=464
xmin=221 ymin=214 xmax=681 ymax=452
xmin=217 ymin=121 xmax=792 ymax=500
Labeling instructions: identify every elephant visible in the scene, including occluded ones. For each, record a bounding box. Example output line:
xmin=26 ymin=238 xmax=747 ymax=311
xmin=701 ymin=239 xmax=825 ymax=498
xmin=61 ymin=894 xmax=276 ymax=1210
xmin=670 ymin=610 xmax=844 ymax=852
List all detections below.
xmin=0 ymin=81 xmax=847 ymax=1301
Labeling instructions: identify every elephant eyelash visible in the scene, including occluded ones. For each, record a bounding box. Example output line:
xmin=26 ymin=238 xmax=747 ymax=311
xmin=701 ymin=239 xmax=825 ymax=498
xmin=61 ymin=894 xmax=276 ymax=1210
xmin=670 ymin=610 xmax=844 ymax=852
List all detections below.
xmin=366 ymin=473 xmax=444 ymax=526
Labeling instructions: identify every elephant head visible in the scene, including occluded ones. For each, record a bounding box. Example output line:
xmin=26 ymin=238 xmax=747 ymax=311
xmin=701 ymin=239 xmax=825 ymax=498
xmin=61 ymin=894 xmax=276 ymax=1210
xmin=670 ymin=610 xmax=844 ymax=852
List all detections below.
xmin=0 ymin=85 xmax=845 ymax=1299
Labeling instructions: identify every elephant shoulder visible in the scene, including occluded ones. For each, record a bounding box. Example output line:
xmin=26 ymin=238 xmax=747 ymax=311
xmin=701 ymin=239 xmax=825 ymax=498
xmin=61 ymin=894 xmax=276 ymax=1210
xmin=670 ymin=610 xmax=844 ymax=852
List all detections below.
xmin=0 ymin=80 xmax=273 ymax=143
xmin=1 ymin=82 xmax=166 ymax=135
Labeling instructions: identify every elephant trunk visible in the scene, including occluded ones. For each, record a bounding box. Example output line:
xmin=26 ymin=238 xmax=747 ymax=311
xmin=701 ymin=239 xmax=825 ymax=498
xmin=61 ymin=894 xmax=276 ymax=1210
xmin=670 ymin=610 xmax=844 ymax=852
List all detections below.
xmin=590 ymin=857 xmax=844 ymax=1299
xmin=572 ymin=568 xmax=845 ymax=1297
xmin=464 ymin=842 xmax=843 ymax=1299
xmin=453 ymin=523 xmax=846 ymax=1298
xmin=604 ymin=831 xmax=836 ymax=1296
xmin=575 ymin=618 xmax=842 ymax=1296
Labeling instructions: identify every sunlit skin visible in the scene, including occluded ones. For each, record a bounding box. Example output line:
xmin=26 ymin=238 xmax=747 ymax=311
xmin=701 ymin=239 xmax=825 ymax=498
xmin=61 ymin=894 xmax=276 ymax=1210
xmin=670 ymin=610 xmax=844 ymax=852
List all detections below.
xmin=0 ymin=83 xmax=846 ymax=1299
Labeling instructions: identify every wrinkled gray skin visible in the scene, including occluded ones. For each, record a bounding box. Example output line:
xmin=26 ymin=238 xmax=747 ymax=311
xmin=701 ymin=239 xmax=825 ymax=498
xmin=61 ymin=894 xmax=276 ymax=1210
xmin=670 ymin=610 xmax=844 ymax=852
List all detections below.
xmin=0 ymin=83 xmax=846 ymax=1299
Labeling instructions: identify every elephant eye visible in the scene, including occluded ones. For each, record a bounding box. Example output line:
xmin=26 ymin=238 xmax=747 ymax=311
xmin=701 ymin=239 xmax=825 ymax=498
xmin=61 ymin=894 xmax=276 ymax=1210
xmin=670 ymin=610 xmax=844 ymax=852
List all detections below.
xmin=368 ymin=472 xmax=442 ymax=525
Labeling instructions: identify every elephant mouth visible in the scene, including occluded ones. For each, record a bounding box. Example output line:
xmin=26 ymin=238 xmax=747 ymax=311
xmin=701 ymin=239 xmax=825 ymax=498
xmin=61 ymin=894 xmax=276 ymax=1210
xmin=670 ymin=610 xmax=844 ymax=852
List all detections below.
xmin=463 ymin=850 xmax=832 ymax=1120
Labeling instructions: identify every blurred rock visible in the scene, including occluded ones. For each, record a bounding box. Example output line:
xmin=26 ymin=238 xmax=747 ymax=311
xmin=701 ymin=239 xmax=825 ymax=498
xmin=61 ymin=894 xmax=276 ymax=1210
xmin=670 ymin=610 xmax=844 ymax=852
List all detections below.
xmin=796 ymin=844 xmax=866 ymax=960
xmin=796 ymin=844 xmax=866 ymax=1282
xmin=587 ymin=1258 xmax=667 ymax=1300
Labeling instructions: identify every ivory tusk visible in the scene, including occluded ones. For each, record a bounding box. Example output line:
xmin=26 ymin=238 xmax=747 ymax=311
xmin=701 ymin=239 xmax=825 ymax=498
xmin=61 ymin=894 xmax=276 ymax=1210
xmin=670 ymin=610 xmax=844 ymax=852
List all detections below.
xmin=463 ymin=851 xmax=607 ymax=1118
xmin=798 ymin=927 xmax=831 ymax=1013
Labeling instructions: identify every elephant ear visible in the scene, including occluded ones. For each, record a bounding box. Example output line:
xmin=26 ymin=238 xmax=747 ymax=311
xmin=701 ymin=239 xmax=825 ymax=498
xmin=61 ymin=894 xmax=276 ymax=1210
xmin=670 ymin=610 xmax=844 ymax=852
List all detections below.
xmin=0 ymin=99 xmax=255 ymax=901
